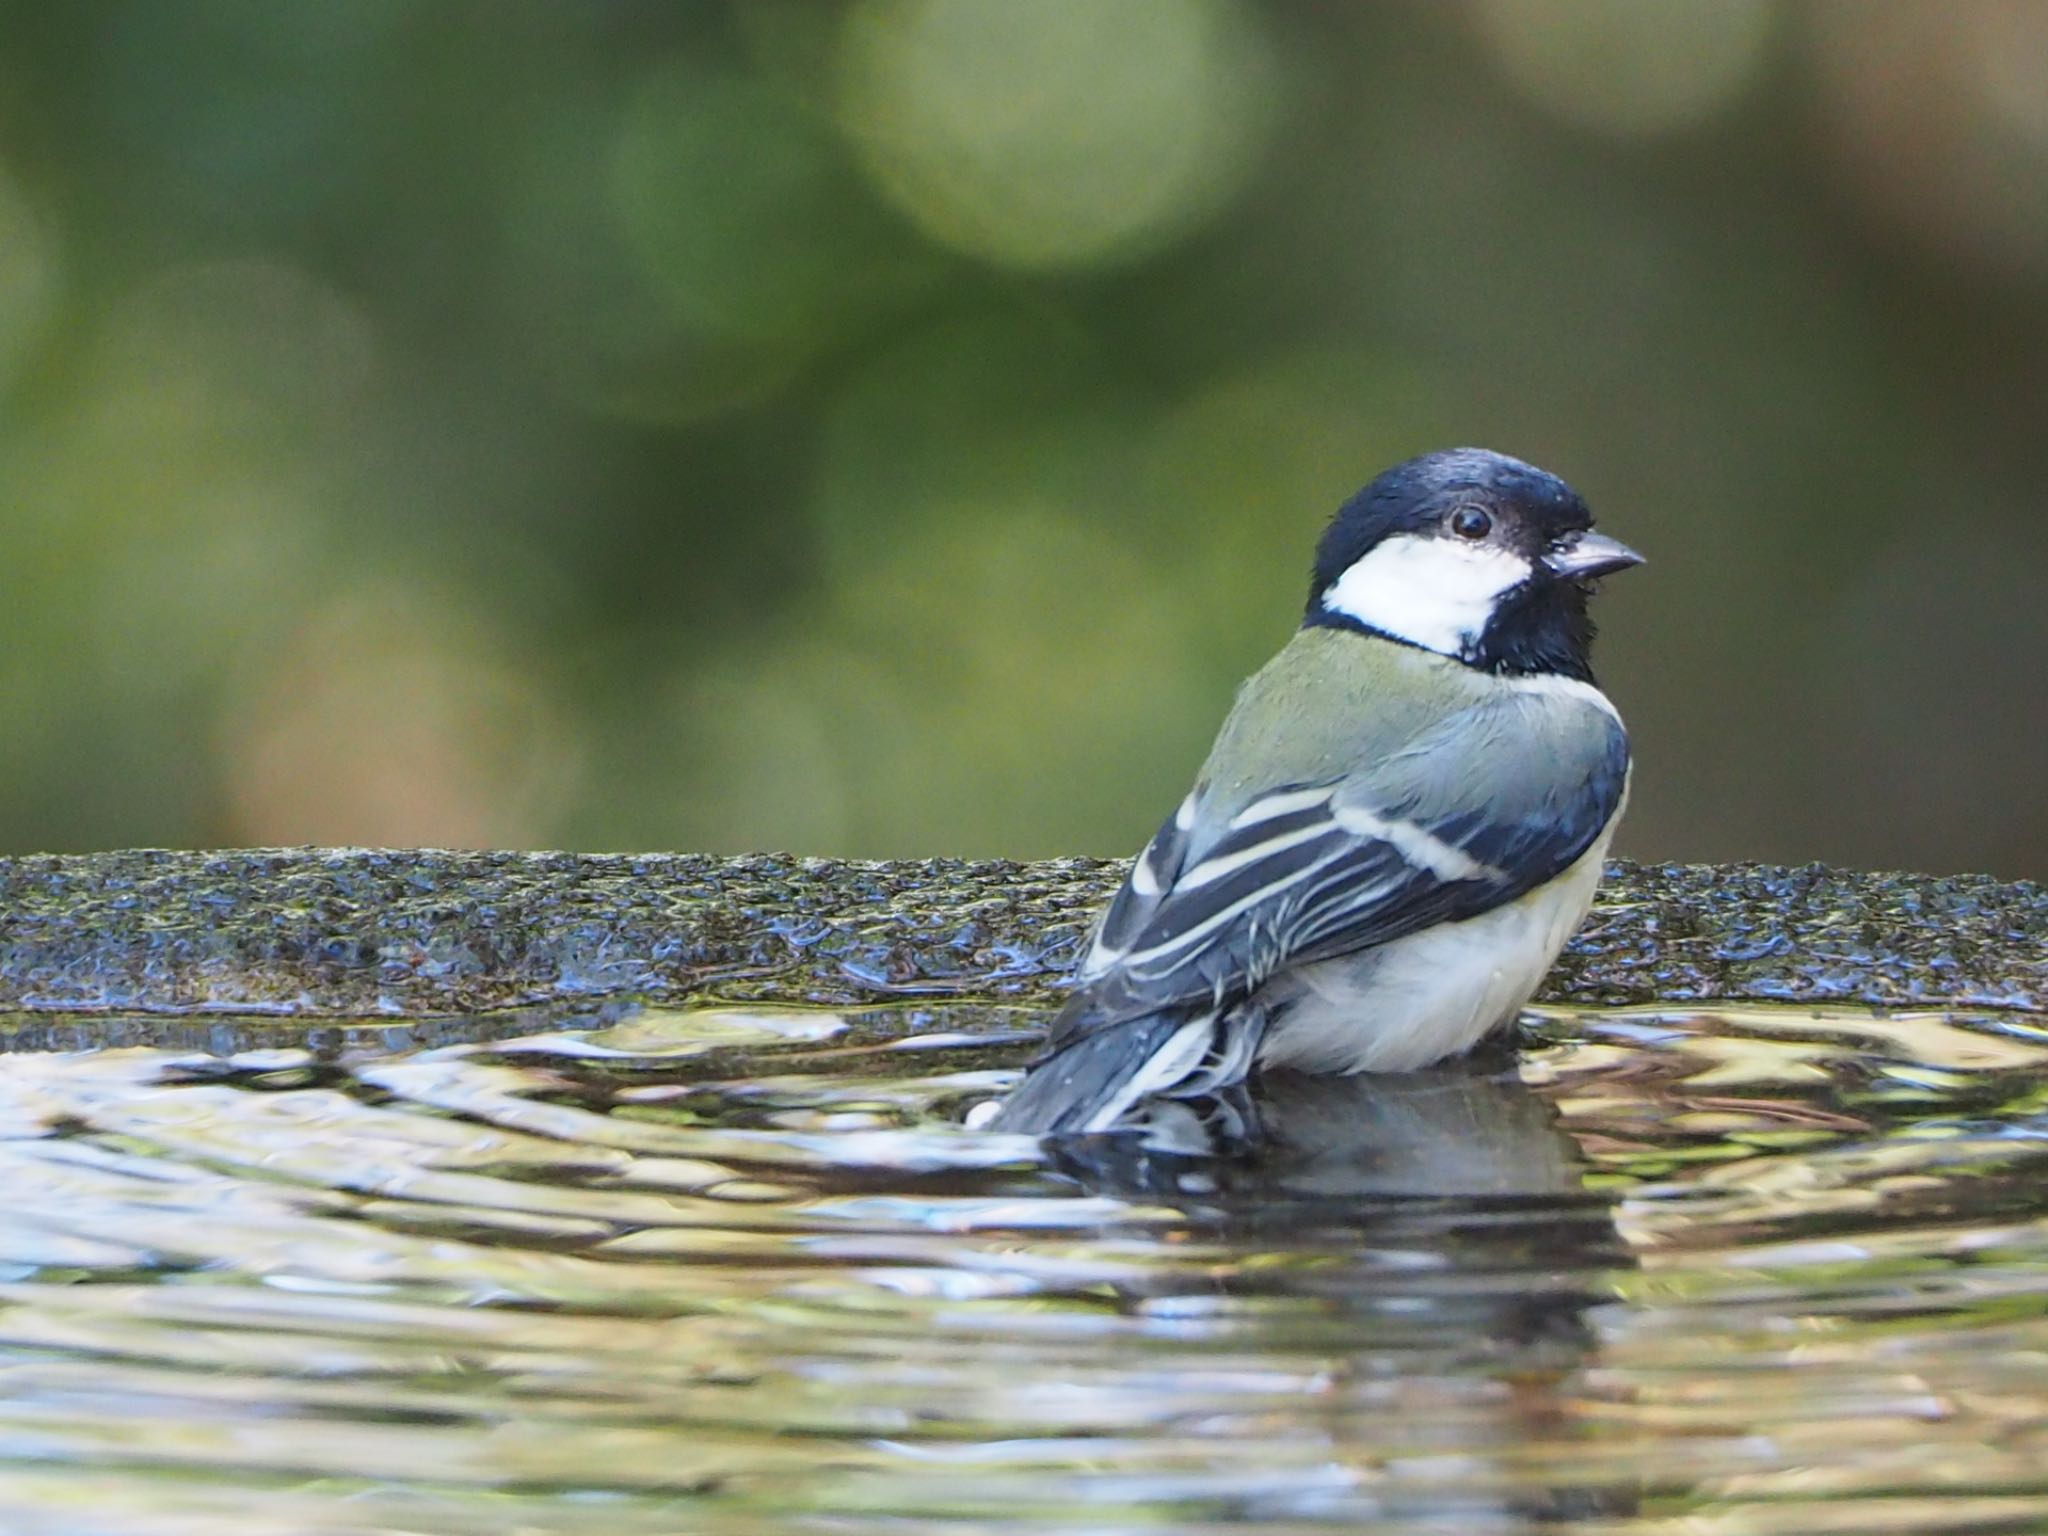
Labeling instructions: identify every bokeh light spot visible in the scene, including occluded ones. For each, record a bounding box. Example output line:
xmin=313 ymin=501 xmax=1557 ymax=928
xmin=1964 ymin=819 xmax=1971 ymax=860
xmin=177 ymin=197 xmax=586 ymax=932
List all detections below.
xmin=829 ymin=507 xmax=1213 ymax=855
xmin=1810 ymin=4 xmax=2048 ymax=277
xmin=1142 ymin=349 xmax=1444 ymax=664
xmin=503 ymin=102 xmax=810 ymax=426
xmin=221 ymin=589 xmax=581 ymax=849
xmin=612 ymin=61 xmax=942 ymax=347
xmin=1472 ymin=0 xmax=1775 ymax=137
xmin=103 ymin=257 xmax=379 ymax=427
xmin=0 ymin=165 xmax=62 ymax=391
xmin=1969 ymin=2 xmax=2048 ymax=149
xmin=24 ymin=259 xmax=378 ymax=702
xmin=657 ymin=646 xmax=883 ymax=857
xmin=834 ymin=0 xmax=1281 ymax=270
xmin=650 ymin=503 xmax=1214 ymax=858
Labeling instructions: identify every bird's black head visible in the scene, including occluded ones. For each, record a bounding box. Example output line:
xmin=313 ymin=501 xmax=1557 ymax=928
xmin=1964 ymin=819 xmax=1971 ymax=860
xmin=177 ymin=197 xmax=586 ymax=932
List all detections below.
xmin=1305 ymin=447 xmax=1641 ymax=681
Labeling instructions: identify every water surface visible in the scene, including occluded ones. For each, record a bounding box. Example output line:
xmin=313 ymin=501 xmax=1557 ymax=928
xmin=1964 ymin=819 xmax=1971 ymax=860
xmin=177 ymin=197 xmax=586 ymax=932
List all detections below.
xmin=3 ymin=998 xmax=2047 ymax=1533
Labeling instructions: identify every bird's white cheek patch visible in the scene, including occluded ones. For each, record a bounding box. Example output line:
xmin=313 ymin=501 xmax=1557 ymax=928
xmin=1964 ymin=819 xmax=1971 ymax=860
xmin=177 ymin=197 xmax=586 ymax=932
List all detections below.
xmin=1320 ymin=534 xmax=1532 ymax=657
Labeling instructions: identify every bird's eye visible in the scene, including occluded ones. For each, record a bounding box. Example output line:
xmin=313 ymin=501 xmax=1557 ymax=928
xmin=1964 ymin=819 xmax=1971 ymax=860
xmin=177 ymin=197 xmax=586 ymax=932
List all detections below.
xmin=1449 ymin=507 xmax=1492 ymax=540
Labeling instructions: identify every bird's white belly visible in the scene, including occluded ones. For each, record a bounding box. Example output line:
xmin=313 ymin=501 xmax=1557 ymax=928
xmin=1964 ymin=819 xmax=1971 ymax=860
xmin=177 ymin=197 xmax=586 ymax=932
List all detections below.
xmin=1252 ymin=829 xmax=1614 ymax=1075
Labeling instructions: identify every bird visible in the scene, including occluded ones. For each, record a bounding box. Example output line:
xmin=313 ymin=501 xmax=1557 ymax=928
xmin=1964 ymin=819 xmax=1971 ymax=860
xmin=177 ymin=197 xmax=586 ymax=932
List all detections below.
xmin=987 ymin=447 xmax=1641 ymax=1136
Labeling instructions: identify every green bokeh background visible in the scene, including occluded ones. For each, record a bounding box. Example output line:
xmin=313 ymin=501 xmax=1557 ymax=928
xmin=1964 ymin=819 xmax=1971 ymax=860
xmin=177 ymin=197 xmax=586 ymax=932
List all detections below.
xmin=0 ymin=0 xmax=2043 ymax=876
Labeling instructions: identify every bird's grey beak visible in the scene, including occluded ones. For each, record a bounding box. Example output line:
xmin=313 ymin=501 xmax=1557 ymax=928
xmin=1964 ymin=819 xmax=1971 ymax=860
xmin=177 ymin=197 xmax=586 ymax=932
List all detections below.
xmin=1546 ymin=531 xmax=1644 ymax=581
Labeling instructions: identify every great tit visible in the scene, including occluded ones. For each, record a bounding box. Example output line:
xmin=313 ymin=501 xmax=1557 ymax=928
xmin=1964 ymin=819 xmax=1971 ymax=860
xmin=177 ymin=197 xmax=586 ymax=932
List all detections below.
xmin=988 ymin=447 xmax=1641 ymax=1136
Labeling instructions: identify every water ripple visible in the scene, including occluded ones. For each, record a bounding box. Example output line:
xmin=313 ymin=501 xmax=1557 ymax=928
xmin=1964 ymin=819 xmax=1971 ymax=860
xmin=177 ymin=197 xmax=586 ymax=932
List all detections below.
xmin=0 ymin=1000 xmax=2043 ymax=1530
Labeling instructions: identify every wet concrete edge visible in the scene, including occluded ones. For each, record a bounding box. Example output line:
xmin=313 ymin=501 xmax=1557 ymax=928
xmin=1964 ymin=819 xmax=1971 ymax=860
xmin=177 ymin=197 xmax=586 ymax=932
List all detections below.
xmin=0 ymin=848 xmax=2041 ymax=1018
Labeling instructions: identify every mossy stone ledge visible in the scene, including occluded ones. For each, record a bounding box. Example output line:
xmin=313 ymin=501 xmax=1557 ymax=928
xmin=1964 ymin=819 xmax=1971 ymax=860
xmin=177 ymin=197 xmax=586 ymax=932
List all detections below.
xmin=0 ymin=848 xmax=2041 ymax=1019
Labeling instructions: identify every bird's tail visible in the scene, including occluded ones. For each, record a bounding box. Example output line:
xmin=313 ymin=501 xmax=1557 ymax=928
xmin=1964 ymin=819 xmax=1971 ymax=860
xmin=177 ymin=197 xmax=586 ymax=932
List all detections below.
xmin=988 ymin=1003 xmax=1266 ymax=1136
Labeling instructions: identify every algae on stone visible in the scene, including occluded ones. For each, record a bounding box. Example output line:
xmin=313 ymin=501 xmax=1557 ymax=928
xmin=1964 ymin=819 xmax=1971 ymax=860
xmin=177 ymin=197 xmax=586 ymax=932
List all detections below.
xmin=0 ymin=849 xmax=2041 ymax=1020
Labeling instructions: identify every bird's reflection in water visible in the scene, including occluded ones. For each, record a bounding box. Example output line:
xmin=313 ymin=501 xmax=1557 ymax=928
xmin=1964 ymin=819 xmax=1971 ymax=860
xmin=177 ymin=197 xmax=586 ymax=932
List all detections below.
xmin=1050 ymin=1053 xmax=1597 ymax=1199
xmin=1046 ymin=1060 xmax=1640 ymax=1528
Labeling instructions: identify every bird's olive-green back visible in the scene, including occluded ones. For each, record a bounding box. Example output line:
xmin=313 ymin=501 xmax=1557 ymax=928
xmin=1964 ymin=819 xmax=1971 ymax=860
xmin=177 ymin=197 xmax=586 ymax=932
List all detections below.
xmin=1190 ymin=626 xmax=1621 ymax=860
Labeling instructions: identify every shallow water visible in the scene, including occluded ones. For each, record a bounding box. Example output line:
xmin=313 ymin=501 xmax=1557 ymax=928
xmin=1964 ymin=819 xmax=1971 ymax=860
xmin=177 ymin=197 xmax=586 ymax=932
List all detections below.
xmin=3 ymin=999 xmax=2048 ymax=1534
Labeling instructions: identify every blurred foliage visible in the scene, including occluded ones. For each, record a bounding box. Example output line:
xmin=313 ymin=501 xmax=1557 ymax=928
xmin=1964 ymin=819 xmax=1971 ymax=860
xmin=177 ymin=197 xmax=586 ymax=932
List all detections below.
xmin=0 ymin=0 xmax=2044 ymax=876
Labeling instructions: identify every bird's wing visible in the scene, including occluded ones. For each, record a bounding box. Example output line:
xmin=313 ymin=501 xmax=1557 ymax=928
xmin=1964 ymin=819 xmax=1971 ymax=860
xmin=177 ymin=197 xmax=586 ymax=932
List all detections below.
xmin=1048 ymin=687 xmax=1629 ymax=1047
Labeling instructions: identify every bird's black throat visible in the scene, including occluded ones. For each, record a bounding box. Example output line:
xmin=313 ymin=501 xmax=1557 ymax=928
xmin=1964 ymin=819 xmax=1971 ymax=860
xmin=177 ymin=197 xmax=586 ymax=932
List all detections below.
xmin=1467 ymin=578 xmax=1600 ymax=682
